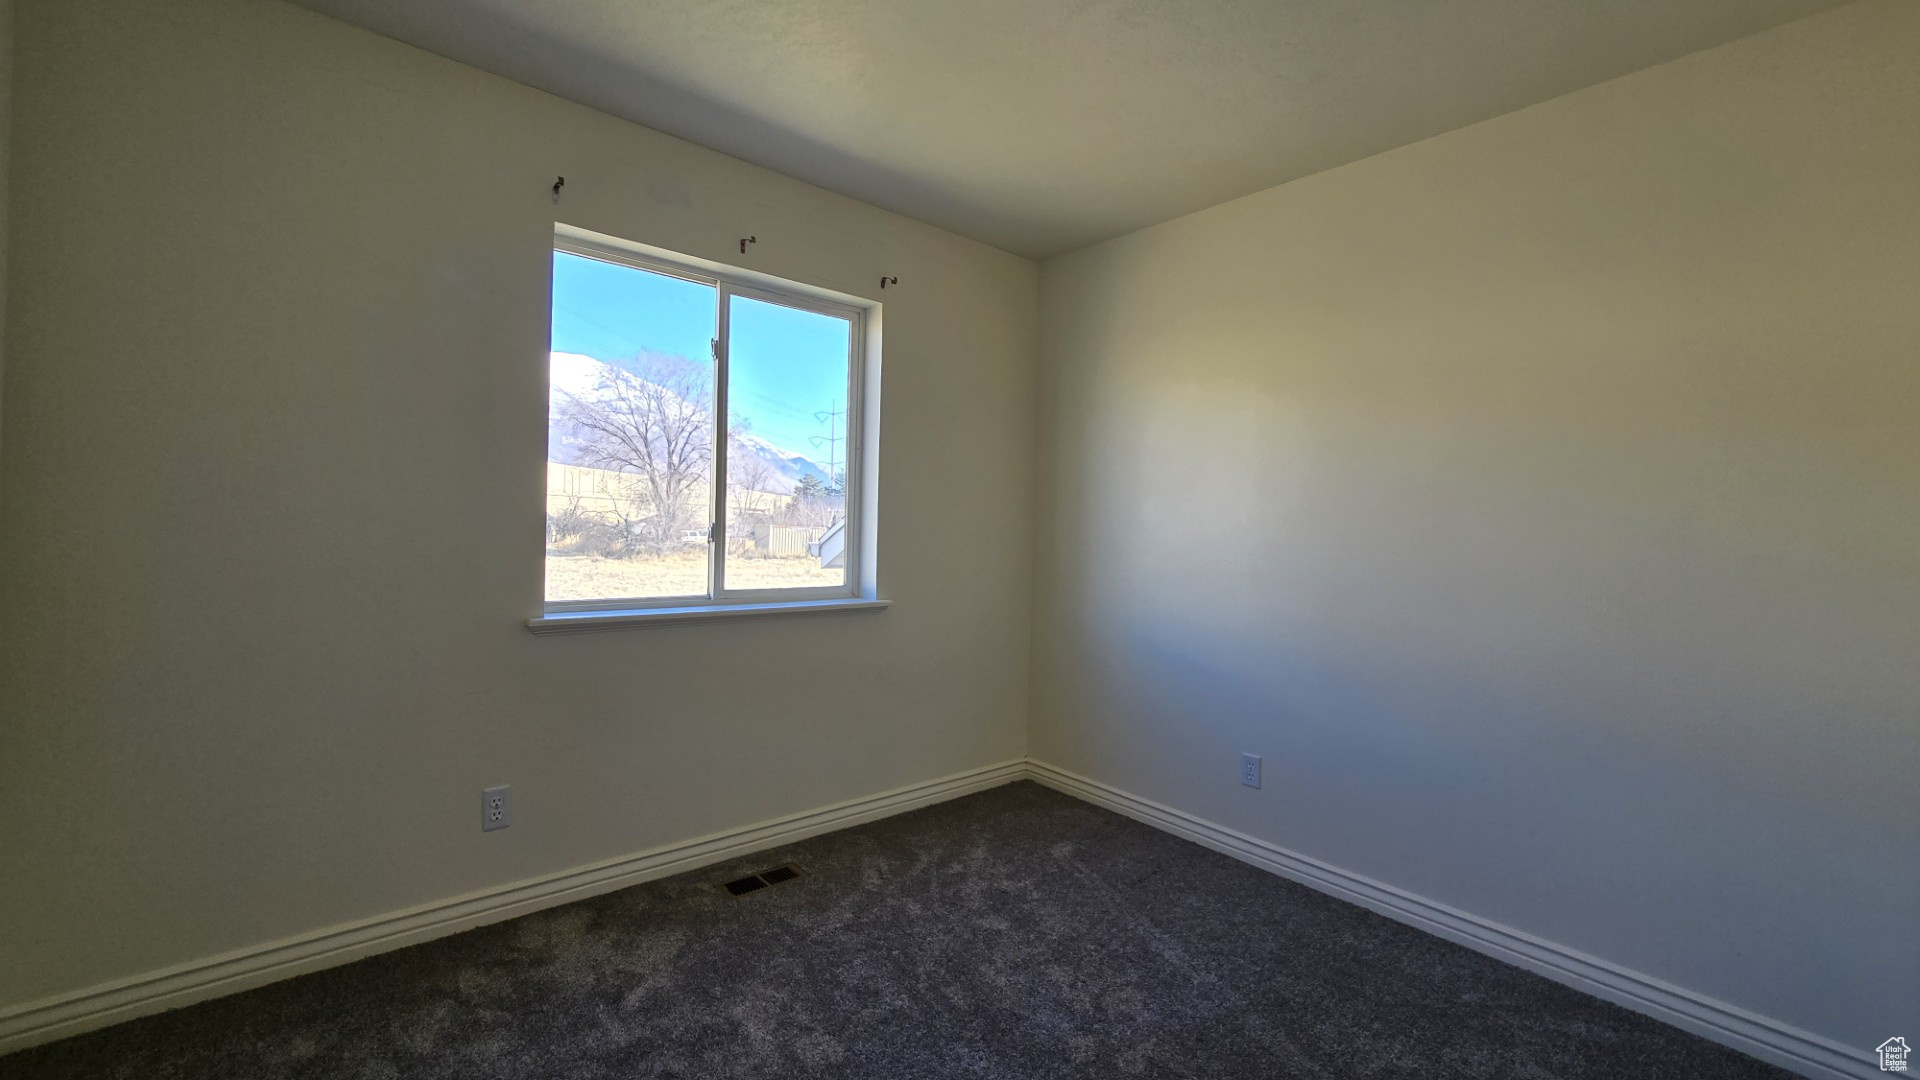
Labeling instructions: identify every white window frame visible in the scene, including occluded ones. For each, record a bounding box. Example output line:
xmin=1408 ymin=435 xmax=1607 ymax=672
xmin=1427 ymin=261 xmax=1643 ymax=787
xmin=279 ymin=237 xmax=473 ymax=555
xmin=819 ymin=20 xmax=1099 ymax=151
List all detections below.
xmin=531 ymin=226 xmax=884 ymax=632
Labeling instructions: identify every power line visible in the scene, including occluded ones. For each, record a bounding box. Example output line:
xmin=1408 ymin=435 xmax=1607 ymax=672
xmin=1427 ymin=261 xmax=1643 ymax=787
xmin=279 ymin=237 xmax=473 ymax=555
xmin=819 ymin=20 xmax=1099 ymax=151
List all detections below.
xmin=810 ymin=406 xmax=847 ymax=489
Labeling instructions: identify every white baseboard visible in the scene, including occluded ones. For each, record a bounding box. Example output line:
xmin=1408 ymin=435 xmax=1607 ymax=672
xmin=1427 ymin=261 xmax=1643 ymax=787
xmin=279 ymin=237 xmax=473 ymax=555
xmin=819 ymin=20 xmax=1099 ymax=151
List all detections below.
xmin=0 ymin=759 xmax=1027 ymax=1056
xmin=1023 ymin=759 xmax=1875 ymax=1080
xmin=0 ymin=758 xmax=1877 ymax=1079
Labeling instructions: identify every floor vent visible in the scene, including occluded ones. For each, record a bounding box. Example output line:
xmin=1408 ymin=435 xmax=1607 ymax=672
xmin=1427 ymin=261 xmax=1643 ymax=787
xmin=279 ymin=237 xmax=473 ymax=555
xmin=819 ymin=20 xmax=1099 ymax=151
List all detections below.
xmin=758 ymin=865 xmax=801 ymax=886
xmin=722 ymin=864 xmax=804 ymax=897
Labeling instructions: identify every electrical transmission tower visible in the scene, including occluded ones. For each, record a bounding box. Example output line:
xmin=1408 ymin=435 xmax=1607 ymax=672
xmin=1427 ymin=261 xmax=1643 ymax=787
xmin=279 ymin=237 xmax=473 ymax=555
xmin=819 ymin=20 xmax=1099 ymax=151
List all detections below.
xmin=811 ymin=406 xmax=847 ymax=493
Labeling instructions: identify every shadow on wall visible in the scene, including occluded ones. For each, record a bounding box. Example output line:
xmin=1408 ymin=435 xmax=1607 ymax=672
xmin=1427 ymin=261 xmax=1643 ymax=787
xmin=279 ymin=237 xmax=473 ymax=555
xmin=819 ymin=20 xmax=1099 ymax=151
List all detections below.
xmin=1067 ymin=595 xmax=1905 ymax=1006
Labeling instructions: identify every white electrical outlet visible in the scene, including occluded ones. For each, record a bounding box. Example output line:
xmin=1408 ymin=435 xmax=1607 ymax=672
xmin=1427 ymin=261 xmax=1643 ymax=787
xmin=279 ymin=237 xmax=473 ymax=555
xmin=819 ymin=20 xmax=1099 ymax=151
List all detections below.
xmin=482 ymin=785 xmax=511 ymax=831
xmin=1241 ymin=754 xmax=1262 ymax=789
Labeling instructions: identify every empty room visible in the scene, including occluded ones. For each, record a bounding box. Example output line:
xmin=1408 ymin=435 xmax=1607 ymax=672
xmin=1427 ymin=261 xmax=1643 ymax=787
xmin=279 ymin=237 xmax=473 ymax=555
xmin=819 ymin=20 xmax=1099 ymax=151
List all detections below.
xmin=0 ymin=0 xmax=1914 ymax=1076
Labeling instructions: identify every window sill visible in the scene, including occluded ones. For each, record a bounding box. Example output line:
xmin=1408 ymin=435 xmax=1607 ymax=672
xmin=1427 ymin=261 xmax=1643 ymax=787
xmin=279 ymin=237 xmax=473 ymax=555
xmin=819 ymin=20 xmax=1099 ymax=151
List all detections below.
xmin=527 ymin=597 xmax=890 ymax=635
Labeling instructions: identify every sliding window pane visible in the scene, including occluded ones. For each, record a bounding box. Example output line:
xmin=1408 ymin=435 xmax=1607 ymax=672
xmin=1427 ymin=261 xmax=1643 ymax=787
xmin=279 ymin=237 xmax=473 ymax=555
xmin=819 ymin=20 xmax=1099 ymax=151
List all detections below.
xmin=546 ymin=250 xmax=716 ymax=603
xmin=723 ymin=295 xmax=852 ymax=592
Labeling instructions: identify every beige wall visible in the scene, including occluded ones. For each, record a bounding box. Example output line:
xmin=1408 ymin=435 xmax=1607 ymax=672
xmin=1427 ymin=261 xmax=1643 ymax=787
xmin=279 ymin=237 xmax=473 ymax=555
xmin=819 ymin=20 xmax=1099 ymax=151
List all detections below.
xmin=5 ymin=0 xmax=1914 ymax=1061
xmin=0 ymin=0 xmax=1035 ymax=1008
xmin=1033 ymin=0 xmax=1917 ymax=1057
xmin=1 ymin=0 xmax=11 ymax=444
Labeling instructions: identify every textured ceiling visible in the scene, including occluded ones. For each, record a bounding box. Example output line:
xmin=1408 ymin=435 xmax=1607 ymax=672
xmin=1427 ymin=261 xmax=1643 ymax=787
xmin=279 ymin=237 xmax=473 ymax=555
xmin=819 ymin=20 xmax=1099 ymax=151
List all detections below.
xmin=285 ymin=0 xmax=1848 ymax=258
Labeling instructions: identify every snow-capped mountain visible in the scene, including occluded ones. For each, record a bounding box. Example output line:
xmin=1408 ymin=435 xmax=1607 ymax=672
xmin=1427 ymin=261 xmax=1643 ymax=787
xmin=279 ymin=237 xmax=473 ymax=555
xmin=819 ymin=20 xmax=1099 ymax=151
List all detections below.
xmin=733 ymin=433 xmax=833 ymax=492
xmin=547 ymin=351 xmax=621 ymax=416
xmin=547 ymin=352 xmax=831 ymax=494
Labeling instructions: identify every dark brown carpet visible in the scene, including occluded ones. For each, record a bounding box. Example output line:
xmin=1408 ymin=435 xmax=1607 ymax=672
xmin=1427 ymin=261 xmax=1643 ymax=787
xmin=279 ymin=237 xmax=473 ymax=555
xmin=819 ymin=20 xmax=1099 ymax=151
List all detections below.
xmin=0 ymin=781 xmax=1790 ymax=1079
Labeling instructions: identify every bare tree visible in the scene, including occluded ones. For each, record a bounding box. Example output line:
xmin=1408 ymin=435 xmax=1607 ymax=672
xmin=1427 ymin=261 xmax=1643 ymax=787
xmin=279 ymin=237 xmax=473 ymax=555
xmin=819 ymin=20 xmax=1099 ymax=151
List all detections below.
xmin=727 ymin=435 xmax=778 ymax=556
xmin=557 ymin=351 xmax=714 ymax=554
xmin=547 ymin=494 xmax=590 ymax=545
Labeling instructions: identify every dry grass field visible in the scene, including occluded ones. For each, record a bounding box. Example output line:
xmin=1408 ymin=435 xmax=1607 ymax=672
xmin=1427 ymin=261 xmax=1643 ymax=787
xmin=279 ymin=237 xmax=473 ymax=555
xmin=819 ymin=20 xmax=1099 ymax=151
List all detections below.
xmin=545 ymin=551 xmax=845 ymax=602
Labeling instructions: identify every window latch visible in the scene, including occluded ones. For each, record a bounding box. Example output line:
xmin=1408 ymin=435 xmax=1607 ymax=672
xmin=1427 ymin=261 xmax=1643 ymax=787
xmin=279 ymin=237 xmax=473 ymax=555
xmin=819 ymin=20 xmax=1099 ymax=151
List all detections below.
xmin=708 ymin=522 xmax=719 ymax=544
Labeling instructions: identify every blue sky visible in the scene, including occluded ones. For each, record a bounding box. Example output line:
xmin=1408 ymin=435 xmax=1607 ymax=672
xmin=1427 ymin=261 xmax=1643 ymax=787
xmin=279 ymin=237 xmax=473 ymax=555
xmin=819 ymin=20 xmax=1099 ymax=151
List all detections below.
xmin=550 ymin=251 xmax=849 ymax=466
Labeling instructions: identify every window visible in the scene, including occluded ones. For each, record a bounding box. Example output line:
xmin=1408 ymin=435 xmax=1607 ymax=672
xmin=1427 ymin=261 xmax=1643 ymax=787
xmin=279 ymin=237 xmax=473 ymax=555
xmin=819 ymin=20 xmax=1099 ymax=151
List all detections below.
xmin=539 ymin=227 xmax=875 ymax=625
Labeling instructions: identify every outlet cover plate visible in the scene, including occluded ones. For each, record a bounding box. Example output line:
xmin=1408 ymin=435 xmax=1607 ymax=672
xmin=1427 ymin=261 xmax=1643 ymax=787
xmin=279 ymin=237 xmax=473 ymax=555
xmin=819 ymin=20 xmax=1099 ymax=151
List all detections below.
xmin=1241 ymin=754 xmax=1262 ymax=789
xmin=483 ymin=785 xmax=512 ymax=831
